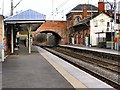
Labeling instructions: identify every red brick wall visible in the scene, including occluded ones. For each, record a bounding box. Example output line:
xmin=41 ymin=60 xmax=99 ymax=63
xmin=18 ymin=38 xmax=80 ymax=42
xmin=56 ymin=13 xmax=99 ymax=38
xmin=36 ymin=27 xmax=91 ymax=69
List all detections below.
xmin=35 ymin=21 xmax=68 ymax=44
xmin=67 ymin=12 xmax=97 ymax=28
xmin=74 ymin=29 xmax=90 ymax=45
xmin=67 ymin=13 xmax=73 ymax=28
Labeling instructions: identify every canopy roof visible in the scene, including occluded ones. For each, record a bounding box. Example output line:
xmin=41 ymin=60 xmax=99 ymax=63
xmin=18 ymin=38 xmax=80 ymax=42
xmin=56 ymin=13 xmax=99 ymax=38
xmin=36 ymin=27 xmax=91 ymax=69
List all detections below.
xmin=4 ymin=9 xmax=46 ymax=24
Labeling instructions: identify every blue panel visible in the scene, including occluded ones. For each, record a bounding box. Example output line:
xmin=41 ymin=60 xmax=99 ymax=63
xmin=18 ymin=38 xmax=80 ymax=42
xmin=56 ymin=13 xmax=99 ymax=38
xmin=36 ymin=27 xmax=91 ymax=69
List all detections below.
xmin=5 ymin=9 xmax=46 ymax=21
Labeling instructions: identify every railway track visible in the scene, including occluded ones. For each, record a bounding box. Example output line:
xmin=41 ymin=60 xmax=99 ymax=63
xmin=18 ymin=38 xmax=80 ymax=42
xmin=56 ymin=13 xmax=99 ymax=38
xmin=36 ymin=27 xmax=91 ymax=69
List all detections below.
xmin=54 ymin=47 xmax=120 ymax=74
xmin=41 ymin=46 xmax=120 ymax=89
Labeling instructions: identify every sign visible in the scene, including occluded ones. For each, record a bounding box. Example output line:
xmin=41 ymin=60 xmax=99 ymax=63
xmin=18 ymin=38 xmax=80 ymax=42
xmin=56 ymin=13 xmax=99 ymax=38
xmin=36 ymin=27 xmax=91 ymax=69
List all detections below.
xmin=117 ymin=32 xmax=120 ymax=35
xmin=114 ymin=24 xmax=120 ymax=30
xmin=19 ymin=31 xmax=32 ymax=35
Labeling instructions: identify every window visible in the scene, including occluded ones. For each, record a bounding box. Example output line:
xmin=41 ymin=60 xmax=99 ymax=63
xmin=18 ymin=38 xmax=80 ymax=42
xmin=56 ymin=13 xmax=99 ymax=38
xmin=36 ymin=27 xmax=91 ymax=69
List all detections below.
xmin=107 ymin=22 xmax=110 ymax=27
xmin=93 ymin=20 xmax=98 ymax=27
xmin=116 ymin=16 xmax=119 ymax=19
xmin=75 ymin=16 xmax=81 ymax=24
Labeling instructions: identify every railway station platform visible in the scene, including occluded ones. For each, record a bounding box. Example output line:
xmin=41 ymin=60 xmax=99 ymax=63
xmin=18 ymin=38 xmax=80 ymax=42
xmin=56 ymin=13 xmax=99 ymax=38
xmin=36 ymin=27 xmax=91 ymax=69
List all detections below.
xmin=2 ymin=45 xmax=73 ymax=88
xmin=60 ymin=45 xmax=120 ymax=55
xmin=2 ymin=45 xmax=115 ymax=89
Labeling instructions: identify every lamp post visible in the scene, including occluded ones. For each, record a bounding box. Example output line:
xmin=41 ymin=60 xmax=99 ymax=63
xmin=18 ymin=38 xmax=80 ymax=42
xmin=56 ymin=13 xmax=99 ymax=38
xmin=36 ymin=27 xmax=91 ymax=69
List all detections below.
xmin=114 ymin=0 xmax=119 ymax=51
xmin=110 ymin=19 xmax=114 ymax=49
xmin=11 ymin=0 xmax=13 ymax=15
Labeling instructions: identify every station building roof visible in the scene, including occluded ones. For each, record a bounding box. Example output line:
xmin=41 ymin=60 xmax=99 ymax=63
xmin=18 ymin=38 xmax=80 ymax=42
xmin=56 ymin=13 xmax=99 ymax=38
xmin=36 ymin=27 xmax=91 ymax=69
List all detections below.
xmin=4 ymin=9 xmax=46 ymax=24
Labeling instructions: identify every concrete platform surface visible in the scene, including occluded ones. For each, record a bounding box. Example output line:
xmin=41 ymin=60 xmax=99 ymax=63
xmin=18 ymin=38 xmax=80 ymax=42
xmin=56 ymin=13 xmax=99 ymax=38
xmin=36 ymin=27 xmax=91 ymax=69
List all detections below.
xmin=2 ymin=45 xmax=74 ymax=88
xmin=2 ymin=45 xmax=116 ymax=89
xmin=36 ymin=46 xmax=115 ymax=89
xmin=60 ymin=45 xmax=120 ymax=55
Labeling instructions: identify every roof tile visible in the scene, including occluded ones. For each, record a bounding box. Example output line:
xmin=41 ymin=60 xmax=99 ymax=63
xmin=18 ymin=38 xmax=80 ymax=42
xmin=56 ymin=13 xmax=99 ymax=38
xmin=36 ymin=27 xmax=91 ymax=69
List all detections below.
xmin=72 ymin=4 xmax=98 ymax=11
xmin=5 ymin=9 xmax=46 ymax=21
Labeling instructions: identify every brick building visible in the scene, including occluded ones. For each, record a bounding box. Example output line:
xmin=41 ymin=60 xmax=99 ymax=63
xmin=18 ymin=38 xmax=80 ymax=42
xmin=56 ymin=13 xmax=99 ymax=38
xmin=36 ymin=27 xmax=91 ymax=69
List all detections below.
xmin=66 ymin=4 xmax=98 ymax=45
xmin=66 ymin=0 xmax=120 ymax=49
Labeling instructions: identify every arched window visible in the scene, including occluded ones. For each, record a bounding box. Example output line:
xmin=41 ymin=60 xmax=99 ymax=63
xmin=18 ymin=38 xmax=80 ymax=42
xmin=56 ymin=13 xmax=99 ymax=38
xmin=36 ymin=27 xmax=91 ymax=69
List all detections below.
xmin=75 ymin=16 xmax=81 ymax=24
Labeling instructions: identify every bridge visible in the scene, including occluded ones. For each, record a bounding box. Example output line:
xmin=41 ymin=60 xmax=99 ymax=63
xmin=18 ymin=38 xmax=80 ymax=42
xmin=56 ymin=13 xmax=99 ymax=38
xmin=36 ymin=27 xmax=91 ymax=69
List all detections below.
xmin=35 ymin=21 xmax=68 ymax=45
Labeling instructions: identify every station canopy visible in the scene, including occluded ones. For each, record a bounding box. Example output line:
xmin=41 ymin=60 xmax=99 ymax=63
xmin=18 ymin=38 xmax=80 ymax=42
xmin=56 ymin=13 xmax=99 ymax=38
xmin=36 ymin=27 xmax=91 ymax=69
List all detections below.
xmin=4 ymin=9 xmax=46 ymax=31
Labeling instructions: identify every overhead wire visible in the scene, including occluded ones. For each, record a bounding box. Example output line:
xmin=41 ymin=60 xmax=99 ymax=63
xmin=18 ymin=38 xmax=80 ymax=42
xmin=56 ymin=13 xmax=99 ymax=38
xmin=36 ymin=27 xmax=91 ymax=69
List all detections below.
xmin=56 ymin=0 xmax=70 ymax=11
xmin=48 ymin=0 xmax=70 ymax=20
xmin=53 ymin=0 xmax=97 ymax=19
xmin=48 ymin=0 xmax=118 ymax=20
xmin=51 ymin=0 xmax=92 ymax=20
xmin=13 ymin=0 xmax=23 ymax=9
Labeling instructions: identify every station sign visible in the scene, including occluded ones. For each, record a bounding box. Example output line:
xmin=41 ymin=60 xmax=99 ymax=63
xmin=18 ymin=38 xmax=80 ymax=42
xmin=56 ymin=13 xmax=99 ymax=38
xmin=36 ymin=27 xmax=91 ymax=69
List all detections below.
xmin=19 ymin=31 xmax=33 ymax=35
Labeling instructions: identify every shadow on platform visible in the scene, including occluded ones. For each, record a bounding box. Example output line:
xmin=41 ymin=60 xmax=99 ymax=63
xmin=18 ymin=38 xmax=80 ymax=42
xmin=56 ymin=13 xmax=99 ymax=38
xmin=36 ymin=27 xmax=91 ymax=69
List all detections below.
xmin=12 ymin=44 xmax=39 ymax=55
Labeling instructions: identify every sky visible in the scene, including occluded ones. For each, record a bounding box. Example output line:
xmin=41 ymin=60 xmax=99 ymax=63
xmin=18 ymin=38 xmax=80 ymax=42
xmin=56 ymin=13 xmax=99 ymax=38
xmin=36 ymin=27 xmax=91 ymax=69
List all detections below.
xmin=0 ymin=0 xmax=119 ymax=20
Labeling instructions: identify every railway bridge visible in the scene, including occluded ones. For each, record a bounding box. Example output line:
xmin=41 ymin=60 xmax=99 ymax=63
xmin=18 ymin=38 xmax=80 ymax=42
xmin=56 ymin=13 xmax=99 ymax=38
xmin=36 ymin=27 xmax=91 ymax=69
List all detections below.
xmin=35 ymin=21 xmax=68 ymax=45
xmin=1 ymin=7 xmax=119 ymax=90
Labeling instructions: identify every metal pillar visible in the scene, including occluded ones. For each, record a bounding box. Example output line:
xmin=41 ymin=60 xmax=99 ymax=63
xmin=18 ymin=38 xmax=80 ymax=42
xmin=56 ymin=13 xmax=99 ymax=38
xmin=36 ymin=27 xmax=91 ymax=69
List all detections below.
xmin=11 ymin=26 xmax=14 ymax=53
xmin=114 ymin=0 xmax=116 ymax=23
xmin=28 ymin=25 xmax=31 ymax=54
xmin=110 ymin=19 xmax=114 ymax=50
xmin=1 ymin=16 xmax=4 ymax=62
xmin=114 ymin=0 xmax=119 ymax=51
xmin=11 ymin=0 xmax=13 ymax=15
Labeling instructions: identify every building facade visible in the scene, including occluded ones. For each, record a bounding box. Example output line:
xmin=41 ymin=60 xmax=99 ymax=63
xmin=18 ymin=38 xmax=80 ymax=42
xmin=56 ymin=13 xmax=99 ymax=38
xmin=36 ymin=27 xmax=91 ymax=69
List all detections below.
xmin=0 ymin=15 xmax=10 ymax=59
xmin=90 ymin=12 xmax=113 ymax=47
xmin=66 ymin=4 xmax=98 ymax=45
xmin=66 ymin=0 xmax=120 ymax=49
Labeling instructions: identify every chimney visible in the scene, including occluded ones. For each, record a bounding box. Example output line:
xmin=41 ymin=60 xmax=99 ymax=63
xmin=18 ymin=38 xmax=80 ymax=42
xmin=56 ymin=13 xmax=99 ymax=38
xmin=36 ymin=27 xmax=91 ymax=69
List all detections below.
xmin=98 ymin=0 xmax=105 ymax=13
xmin=83 ymin=4 xmax=87 ymax=19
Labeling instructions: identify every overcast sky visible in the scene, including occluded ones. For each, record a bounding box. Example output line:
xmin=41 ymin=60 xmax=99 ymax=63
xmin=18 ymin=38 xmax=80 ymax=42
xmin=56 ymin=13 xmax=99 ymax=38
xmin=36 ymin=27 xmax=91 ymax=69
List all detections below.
xmin=0 ymin=0 xmax=118 ymax=20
